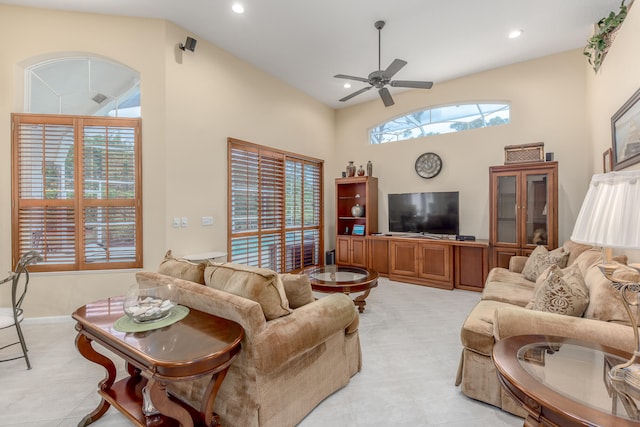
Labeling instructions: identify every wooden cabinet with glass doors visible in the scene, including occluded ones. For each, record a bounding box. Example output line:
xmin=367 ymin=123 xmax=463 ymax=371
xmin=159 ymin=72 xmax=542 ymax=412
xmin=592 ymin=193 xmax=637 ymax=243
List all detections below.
xmin=489 ymin=162 xmax=558 ymax=269
xmin=335 ymin=177 xmax=378 ymax=267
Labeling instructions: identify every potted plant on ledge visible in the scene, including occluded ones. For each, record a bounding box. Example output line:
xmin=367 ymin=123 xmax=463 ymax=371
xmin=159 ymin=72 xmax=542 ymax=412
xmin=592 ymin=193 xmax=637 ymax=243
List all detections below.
xmin=583 ymin=0 xmax=629 ymax=72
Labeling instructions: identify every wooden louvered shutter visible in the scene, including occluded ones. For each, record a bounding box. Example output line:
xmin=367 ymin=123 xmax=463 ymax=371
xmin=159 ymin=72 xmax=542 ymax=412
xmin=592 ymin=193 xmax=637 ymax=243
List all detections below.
xmin=12 ymin=114 xmax=142 ymax=271
xmin=228 ymin=138 xmax=323 ymax=273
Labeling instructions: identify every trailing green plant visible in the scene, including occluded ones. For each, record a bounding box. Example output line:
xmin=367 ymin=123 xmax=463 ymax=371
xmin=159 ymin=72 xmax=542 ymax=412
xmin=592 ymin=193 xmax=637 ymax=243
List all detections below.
xmin=583 ymin=0 xmax=628 ymax=72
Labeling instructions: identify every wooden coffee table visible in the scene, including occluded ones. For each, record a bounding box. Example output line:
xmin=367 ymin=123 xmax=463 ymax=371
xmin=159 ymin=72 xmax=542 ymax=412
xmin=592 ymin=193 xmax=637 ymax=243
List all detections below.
xmin=302 ymin=265 xmax=378 ymax=313
xmin=72 ymin=297 xmax=243 ymax=427
xmin=494 ymin=335 xmax=640 ymax=427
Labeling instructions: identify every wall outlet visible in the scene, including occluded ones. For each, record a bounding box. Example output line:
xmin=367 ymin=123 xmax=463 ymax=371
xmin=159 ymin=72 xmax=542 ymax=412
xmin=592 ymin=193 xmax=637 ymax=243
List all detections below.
xmin=172 ymin=217 xmax=180 ymax=228
xmin=181 ymin=217 xmax=188 ymax=227
xmin=201 ymin=216 xmax=214 ymax=226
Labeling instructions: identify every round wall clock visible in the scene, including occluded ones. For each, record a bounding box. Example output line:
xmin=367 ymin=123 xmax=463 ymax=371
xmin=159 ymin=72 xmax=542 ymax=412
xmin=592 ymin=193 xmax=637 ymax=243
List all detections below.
xmin=415 ymin=152 xmax=442 ymax=179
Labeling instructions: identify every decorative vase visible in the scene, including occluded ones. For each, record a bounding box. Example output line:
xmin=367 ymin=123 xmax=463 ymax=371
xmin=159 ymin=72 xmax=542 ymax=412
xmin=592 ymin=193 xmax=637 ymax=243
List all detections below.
xmin=351 ymin=204 xmax=364 ymax=217
xmin=124 ymin=283 xmax=175 ymax=323
xmin=357 ymin=165 xmax=365 ymax=176
xmin=367 ymin=160 xmax=373 ymax=177
xmin=346 ymin=161 xmax=356 ymax=177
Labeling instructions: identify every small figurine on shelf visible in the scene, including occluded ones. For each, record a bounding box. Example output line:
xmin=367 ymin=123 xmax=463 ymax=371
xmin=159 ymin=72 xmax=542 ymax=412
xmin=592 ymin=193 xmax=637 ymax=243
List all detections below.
xmin=357 ymin=165 xmax=365 ymax=176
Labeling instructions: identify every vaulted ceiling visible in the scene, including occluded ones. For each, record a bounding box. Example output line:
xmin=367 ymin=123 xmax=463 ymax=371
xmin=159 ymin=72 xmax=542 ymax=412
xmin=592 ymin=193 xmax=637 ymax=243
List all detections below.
xmin=1 ymin=0 xmax=623 ymax=108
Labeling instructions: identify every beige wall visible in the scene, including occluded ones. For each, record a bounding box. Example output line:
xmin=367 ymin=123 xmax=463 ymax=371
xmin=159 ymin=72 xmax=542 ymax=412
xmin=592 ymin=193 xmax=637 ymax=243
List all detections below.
xmin=335 ymin=50 xmax=590 ymax=243
xmin=587 ymin=0 xmax=640 ymax=173
xmin=586 ymin=2 xmax=640 ymax=262
xmin=0 ymin=6 xmax=335 ymax=317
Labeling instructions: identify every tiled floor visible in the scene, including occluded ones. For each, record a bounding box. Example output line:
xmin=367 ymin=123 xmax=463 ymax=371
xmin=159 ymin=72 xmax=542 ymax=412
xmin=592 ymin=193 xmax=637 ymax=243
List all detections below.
xmin=0 ymin=278 xmax=521 ymax=426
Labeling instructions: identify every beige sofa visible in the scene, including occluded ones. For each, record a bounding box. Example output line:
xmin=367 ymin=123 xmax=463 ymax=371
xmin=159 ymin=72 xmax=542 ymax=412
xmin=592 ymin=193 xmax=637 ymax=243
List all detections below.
xmin=456 ymin=241 xmax=640 ymax=417
xmin=136 ymin=253 xmax=361 ymax=427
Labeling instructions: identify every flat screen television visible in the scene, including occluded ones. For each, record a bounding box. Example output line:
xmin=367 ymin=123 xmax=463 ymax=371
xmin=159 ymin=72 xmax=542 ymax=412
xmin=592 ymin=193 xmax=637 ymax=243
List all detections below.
xmin=388 ymin=191 xmax=459 ymax=235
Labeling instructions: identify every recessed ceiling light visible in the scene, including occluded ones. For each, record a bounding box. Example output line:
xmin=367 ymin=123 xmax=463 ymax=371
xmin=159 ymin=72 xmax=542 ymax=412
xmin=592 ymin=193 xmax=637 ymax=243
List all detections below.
xmin=508 ymin=29 xmax=523 ymax=39
xmin=232 ymin=3 xmax=245 ymax=14
xmin=344 ymin=83 xmax=351 ymax=89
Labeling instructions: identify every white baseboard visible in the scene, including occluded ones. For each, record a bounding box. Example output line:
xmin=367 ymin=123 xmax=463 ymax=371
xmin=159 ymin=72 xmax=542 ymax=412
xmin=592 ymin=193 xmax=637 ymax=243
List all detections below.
xmin=23 ymin=315 xmax=73 ymax=324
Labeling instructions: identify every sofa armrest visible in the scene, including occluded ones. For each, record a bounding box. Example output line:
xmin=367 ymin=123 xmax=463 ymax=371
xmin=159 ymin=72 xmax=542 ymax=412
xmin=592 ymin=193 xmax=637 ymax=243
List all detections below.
xmin=494 ymin=305 xmax=636 ymax=353
xmin=508 ymin=256 xmax=528 ymax=273
xmin=253 ymin=293 xmax=357 ymax=374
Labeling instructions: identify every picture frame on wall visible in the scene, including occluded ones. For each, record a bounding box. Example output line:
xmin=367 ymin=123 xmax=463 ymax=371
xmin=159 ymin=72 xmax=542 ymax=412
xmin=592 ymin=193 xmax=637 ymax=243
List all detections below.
xmin=603 ymin=148 xmax=613 ymax=173
xmin=612 ymin=87 xmax=640 ymax=170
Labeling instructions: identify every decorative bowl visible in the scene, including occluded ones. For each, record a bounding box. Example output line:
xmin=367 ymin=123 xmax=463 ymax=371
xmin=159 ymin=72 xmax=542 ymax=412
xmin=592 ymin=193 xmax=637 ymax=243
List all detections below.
xmin=123 ymin=283 xmax=175 ymax=323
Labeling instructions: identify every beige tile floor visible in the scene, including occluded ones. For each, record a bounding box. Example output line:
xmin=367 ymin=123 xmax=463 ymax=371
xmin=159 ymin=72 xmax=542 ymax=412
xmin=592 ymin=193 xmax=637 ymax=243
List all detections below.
xmin=0 ymin=278 xmax=521 ymax=427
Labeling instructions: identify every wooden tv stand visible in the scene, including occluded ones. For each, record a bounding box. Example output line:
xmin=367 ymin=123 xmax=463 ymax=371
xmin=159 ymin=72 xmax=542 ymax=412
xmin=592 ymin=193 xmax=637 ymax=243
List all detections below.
xmin=343 ymin=235 xmax=489 ymax=292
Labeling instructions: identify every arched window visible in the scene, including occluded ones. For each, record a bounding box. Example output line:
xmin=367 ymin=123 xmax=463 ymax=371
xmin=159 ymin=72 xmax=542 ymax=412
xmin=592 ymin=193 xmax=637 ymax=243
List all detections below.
xmin=25 ymin=56 xmax=140 ymax=117
xmin=13 ymin=56 xmax=142 ymax=271
xmin=369 ymin=102 xmax=510 ymax=144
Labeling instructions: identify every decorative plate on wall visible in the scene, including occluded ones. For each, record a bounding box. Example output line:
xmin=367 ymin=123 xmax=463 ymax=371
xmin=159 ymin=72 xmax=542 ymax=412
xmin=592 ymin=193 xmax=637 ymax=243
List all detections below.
xmin=414 ymin=152 xmax=442 ymax=179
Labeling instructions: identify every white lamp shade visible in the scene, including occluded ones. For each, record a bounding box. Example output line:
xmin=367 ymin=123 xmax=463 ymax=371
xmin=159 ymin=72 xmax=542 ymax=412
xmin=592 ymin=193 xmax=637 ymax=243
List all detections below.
xmin=571 ymin=170 xmax=640 ymax=249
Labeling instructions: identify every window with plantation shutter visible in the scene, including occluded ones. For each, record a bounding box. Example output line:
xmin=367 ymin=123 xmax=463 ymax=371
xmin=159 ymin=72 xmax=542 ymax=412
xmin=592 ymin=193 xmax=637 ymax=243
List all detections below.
xmin=12 ymin=114 xmax=142 ymax=271
xmin=228 ymin=138 xmax=323 ymax=272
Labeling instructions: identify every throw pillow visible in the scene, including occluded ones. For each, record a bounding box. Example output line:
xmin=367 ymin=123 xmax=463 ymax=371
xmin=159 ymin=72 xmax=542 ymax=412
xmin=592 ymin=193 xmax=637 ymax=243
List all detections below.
xmin=528 ymin=264 xmax=589 ymax=317
xmin=280 ymin=274 xmax=315 ymax=309
xmin=157 ymin=250 xmax=206 ymax=284
xmin=521 ymin=246 xmax=570 ymax=282
xmin=582 ymin=262 xmax=640 ymax=325
xmin=204 ymin=263 xmax=291 ymax=320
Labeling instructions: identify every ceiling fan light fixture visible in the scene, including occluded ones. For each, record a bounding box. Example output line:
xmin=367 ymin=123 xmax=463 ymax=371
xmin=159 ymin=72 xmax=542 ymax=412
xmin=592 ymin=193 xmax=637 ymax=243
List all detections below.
xmin=343 ymin=83 xmax=351 ymax=89
xmin=232 ymin=3 xmax=245 ymax=14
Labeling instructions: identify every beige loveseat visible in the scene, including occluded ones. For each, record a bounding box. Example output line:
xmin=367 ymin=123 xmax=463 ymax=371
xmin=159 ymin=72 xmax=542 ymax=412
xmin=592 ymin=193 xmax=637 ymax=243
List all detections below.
xmin=456 ymin=241 xmax=640 ymax=417
xmin=136 ymin=253 xmax=361 ymax=427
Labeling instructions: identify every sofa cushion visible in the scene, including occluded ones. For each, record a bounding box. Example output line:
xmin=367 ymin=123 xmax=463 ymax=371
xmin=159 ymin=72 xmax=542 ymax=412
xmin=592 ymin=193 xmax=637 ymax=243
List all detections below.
xmin=562 ymin=240 xmax=593 ymax=266
xmin=204 ymin=263 xmax=292 ymax=320
xmin=573 ymin=249 xmax=628 ymax=278
xmin=583 ymin=262 xmax=640 ymax=325
xmin=481 ymin=268 xmax=535 ymax=307
xmin=527 ymin=264 xmax=589 ymax=317
xmin=481 ymin=281 xmax=536 ymax=307
xmin=279 ymin=274 xmax=315 ymax=309
xmin=460 ymin=300 xmax=516 ymax=356
xmin=158 ymin=250 xmax=206 ymax=285
xmin=521 ymin=246 xmax=569 ymax=281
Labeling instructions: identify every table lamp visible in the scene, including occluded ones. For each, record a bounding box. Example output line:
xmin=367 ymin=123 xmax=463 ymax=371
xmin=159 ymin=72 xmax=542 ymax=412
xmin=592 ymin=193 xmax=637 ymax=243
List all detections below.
xmin=571 ymin=170 xmax=640 ymax=388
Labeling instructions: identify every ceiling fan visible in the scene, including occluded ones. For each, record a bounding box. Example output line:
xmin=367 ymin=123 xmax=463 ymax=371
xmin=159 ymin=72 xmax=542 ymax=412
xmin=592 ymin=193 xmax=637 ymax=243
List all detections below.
xmin=334 ymin=20 xmax=433 ymax=107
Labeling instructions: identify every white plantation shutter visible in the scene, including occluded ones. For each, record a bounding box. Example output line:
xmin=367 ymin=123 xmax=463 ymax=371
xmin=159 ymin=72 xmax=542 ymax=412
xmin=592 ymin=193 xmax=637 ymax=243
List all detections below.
xmin=12 ymin=114 xmax=142 ymax=271
xmin=228 ymin=139 xmax=323 ymax=272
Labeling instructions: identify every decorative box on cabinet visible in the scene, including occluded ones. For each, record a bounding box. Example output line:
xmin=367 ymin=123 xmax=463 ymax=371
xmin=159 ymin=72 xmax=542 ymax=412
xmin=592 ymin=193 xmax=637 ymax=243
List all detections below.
xmin=489 ymin=161 xmax=558 ymax=269
xmin=335 ymin=177 xmax=378 ymax=267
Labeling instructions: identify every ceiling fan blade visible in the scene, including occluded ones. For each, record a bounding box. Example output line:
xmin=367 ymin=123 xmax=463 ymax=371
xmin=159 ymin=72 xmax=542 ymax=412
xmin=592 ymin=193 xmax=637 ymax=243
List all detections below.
xmin=339 ymin=85 xmax=373 ymax=102
xmin=382 ymin=59 xmax=407 ymax=79
xmin=334 ymin=74 xmax=370 ymax=83
xmin=390 ymin=80 xmax=434 ymax=89
xmin=378 ymin=87 xmax=394 ymax=107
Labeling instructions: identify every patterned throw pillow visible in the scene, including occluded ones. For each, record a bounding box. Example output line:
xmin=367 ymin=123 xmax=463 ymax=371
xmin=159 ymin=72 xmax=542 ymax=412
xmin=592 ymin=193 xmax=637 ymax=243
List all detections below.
xmin=529 ymin=264 xmax=589 ymax=317
xmin=522 ymin=246 xmax=570 ymax=282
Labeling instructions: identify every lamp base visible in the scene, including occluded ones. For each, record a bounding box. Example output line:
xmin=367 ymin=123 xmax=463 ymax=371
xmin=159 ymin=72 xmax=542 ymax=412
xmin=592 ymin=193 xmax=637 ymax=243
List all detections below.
xmin=609 ymin=364 xmax=640 ymax=420
xmin=611 ymin=364 xmax=640 ymax=389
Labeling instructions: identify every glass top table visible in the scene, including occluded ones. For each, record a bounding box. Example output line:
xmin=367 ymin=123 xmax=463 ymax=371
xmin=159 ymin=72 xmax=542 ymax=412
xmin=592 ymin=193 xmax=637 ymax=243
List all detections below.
xmin=302 ymin=265 xmax=378 ymax=313
xmin=493 ymin=335 xmax=640 ymax=427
